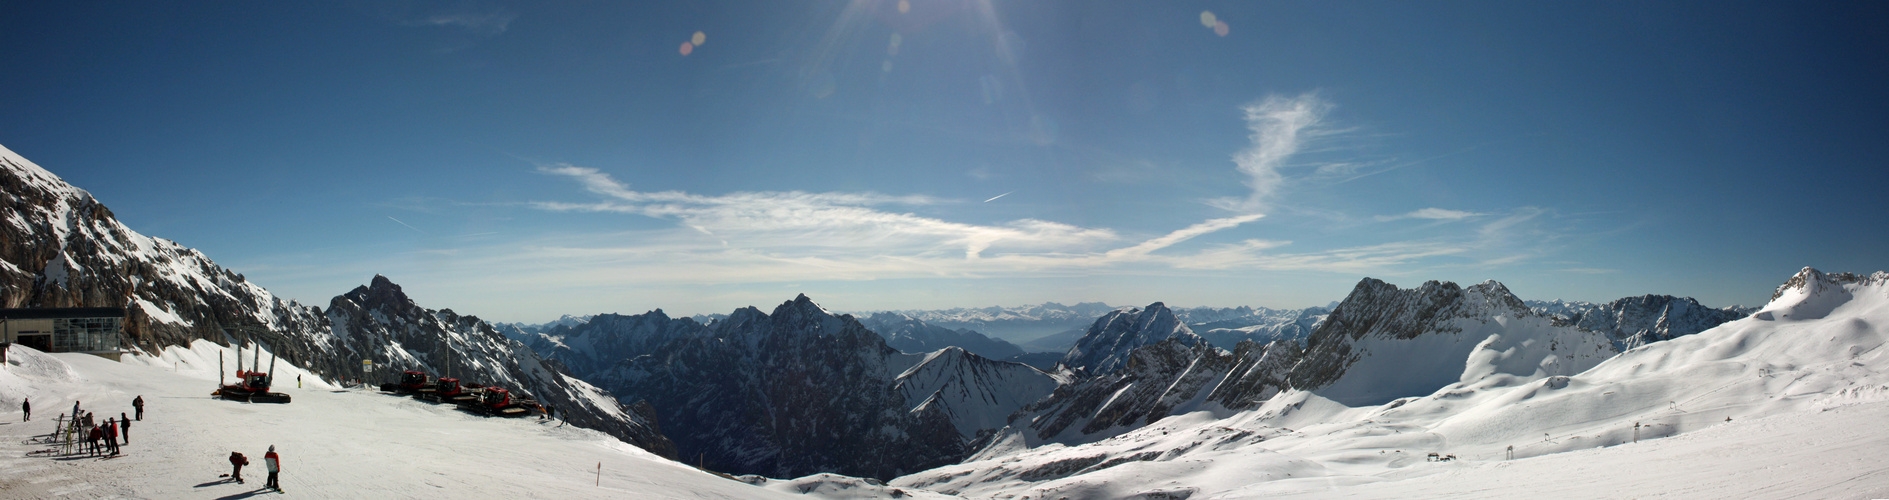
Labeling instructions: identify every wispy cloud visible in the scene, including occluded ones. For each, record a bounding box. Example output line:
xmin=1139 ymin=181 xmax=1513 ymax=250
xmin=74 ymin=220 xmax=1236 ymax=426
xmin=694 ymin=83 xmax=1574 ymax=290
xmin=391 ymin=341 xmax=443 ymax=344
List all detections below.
xmin=532 ymin=165 xmax=1113 ymax=260
xmin=1212 ymin=92 xmax=1331 ymax=213
xmin=1375 ymin=208 xmax=1487 ymax=222
xmin=410 ymin=9 xmax=517 ymax=36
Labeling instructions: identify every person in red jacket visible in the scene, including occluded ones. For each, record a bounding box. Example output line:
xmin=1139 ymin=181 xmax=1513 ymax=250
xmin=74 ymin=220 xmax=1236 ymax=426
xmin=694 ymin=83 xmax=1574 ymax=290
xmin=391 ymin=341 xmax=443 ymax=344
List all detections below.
xmin=86 ymin=425 xmax=103 ymax=456
xmin=228 ymin=451 xmax=248 ymax=483
xmin=264 ymin=445 xmax=281 ymax=490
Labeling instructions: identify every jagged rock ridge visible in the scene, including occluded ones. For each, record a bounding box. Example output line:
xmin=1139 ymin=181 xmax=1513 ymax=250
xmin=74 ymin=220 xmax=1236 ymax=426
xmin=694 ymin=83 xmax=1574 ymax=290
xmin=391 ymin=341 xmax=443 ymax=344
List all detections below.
xmin=597 ymin=295 xmax=968 ymax=480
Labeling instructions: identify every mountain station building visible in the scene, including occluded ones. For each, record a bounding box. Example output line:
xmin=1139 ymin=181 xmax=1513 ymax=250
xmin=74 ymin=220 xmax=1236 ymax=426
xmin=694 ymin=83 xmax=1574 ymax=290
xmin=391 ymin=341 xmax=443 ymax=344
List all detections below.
xmin=1 ymin=307 xmax=126 ymax=360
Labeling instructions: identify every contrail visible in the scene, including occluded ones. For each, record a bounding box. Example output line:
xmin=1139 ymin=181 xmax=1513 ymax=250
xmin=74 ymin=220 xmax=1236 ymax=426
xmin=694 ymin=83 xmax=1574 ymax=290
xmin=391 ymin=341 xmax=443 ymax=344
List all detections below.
xmin=387 ymin=216 xmax=423 ymax=233
xmin=983 ymin=191 xmax=1013 ymax=203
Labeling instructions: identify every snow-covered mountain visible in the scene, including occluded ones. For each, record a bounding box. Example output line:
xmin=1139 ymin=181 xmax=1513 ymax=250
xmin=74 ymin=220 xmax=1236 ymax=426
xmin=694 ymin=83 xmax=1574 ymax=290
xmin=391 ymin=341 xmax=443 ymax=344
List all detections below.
xmin=859 ymin=312 xmax=1025 ymax=360
xmin=896 ymin=269 xmax=1889 ymax=498
xmin=0 ymin=144 xmax=674 ymax=457
xmin=493 ymin=314 xmax=595 ymax=343
xmin=1181 ymin=305 xmax=1329 ymax=351
xmin=1528 ymin=296 xmax=1755 ymax=350
xmin=977 ymin=278 xmax=1615 ymax=453
xmin=891 ymin=347 xmax=1065 ymax=440
xmin=889 ymin=302 xmax=1120 ymax=343
xmin=1060 ymin=302 xmax=1204 ymax=376
xmin=1288 ymin=278 xmax=1617 ymax=406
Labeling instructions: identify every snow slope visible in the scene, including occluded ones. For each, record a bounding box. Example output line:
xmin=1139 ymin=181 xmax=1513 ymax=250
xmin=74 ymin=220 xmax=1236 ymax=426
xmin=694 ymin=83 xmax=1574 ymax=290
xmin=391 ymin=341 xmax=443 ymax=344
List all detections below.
xmin=0 ymin=342 xmax=791 ymax=499
xmin=896 ymin=268 xmax=1889 ymax=498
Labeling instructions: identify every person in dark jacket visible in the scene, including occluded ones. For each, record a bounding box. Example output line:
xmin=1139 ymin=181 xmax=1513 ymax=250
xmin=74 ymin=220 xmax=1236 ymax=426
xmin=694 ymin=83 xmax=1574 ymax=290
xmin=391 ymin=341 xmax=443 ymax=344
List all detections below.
xmin=229 ymin=451 xmax=248 ymax=483
xmin=133 ymin=396 xmax=143 ymax=421
xmin=19 ymin=398 xmax=26 ymax=421
xmin=264 ymin=445 xmax=281 ymax=490
xmin=119 ymin=413 xmax=130 ymax=443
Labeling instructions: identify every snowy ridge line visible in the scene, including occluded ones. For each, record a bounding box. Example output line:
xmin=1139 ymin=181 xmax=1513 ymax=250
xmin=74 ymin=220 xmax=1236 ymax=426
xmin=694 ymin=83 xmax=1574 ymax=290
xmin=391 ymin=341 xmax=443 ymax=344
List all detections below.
xmin=893 ymin=268 xmax=1889 ymax=498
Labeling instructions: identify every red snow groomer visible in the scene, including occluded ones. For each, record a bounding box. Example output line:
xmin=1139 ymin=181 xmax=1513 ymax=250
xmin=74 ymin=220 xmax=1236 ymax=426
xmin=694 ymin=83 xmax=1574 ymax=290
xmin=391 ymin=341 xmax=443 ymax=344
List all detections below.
xmin=214 ymin=348 xmax=291 ymax=404
xmin=417 ymin=378 xmax=477 ymax=404
xmin=380 ymin=371 xmax=430 ymax=394
xmin=456 ymin=386 xmax=540 ymax=417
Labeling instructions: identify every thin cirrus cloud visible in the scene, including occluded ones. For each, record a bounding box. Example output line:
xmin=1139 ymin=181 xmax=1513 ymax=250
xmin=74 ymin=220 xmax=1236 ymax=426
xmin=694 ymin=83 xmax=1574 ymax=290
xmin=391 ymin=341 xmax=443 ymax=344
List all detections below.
xmin=1375 ymin=207 xmax=1488 ymax=222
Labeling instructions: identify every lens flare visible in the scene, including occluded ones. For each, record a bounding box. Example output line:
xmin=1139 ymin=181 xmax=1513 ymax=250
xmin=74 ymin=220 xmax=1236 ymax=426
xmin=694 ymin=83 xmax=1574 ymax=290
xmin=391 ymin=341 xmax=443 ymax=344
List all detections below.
xmin=1214 ymin=20 xmax=1229 ymax=37
xmin=888 ymin=33 xmax=902 ymax=56
xmin=1200 ymin=11 xmax=1217 ymax=28
xmin=679 ymin=41 xmax=694 ymax=56
xmin=898 ymin=0 xmax=910 ymax=14
xmin=692 ymin=31 xmax=706 ymax=46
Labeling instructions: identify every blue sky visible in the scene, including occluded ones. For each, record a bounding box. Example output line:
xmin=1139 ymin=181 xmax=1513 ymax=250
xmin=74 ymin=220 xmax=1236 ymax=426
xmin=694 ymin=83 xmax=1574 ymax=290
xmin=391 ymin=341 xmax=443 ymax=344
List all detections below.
xmin=4 ymin=1 xmax=1887 ymax=322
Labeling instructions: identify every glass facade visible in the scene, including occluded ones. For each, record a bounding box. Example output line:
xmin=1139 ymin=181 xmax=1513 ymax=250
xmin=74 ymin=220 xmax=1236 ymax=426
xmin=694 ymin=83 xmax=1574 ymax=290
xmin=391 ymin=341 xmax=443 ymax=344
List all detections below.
xmin=50 ymin=316 xmax=122 ymax=352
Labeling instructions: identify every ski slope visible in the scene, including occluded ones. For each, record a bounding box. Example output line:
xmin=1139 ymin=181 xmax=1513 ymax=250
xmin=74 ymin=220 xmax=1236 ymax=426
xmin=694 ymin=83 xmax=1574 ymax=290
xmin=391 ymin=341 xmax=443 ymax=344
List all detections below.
xmin=0 ymin=341 xmax=794 ymax=499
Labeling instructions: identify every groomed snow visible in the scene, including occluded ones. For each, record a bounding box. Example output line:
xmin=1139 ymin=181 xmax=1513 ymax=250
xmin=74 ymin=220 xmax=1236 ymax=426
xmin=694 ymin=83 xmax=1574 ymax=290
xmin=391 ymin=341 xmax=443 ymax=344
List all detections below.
xmin=0 ymin=341 xmax=798 ymax=499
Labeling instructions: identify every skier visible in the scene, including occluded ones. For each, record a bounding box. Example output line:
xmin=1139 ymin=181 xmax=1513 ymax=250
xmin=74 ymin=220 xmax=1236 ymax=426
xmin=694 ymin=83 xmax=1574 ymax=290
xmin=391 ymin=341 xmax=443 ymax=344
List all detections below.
xmin=120 ymin=413 xmax=130 ymax=443
xmin=71 ymin=401 xmax=80 ymax=422
xmin=264 ymin=445 xmax=281 ymax=491
xmin=297 ymin=375 xmax=302 ymax=388
xmin=228 ymin=451 xmax=248 ymax=483
xmin=133 ymin=396 xmax=143 ymax=421
xmin=19 ymin=397 xmax=26 ymax=421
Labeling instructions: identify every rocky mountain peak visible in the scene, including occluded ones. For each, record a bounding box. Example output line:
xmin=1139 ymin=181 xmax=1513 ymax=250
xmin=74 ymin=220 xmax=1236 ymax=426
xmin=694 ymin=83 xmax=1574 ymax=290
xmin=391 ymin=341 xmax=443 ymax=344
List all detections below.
xmin=1061 ymin=301 xmax=1203 ymax=375
xmin=1768 ymin=267 xmax=1886 ymax=301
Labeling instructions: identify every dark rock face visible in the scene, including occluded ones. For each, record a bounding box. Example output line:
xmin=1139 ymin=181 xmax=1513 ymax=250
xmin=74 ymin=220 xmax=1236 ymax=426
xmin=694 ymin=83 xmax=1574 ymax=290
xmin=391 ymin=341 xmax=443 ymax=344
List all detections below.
xmin=602 ymin=295 xmax=966 ymax=480
xmin=859 ymin=312 xmax=1025 ymax=360
xmin=0 ymin=147 xmax=675 ymax=458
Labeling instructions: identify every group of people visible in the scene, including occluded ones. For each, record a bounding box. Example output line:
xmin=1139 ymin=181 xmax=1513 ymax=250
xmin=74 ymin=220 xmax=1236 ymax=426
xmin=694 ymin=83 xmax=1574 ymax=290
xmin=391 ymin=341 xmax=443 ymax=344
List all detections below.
xmin=227 ymin=445 xmax=283 ymax=490
xmin=61 ymin=396 xmax=143 ymax=457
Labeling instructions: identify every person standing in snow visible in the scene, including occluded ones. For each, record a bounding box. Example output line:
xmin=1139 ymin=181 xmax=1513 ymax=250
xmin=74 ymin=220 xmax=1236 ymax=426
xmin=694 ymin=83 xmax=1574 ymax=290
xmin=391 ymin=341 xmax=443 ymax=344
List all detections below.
xmin=297 ymin=375 xmax=301 ymax=388
xmin=264 ymin=445 xmax=281 ymax=490
xmin=103 ymin=418 xmax=118 ymax=455
xmin=72 ymin=401 xmax=80 ymax=421
xmin=86 ymin=425 xmax=102 ymax=456
xmin=20 ymin=398 xmax=27 ymax=421
xmin=119 ymin=413 xmax=130 ymax=443
xmin=133 ymin=396 xmax=143 ymax=421
xmin=228 ymin=451 xmax=248 ymax=483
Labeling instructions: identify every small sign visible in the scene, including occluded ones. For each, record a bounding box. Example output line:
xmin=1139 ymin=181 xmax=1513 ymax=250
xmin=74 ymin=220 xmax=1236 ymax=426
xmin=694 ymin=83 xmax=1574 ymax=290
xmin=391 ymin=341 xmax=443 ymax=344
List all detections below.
xmin=363 ymin=360 xmax=373 ymax=366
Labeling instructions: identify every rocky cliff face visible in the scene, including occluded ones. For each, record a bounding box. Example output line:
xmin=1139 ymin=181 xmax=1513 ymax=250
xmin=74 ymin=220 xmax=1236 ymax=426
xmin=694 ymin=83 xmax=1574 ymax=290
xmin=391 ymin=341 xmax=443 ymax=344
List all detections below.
xmin=0 ymin=145 xmax=674 ymax=458
xmin=599 ymin=295 xmax=967 ymax=480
